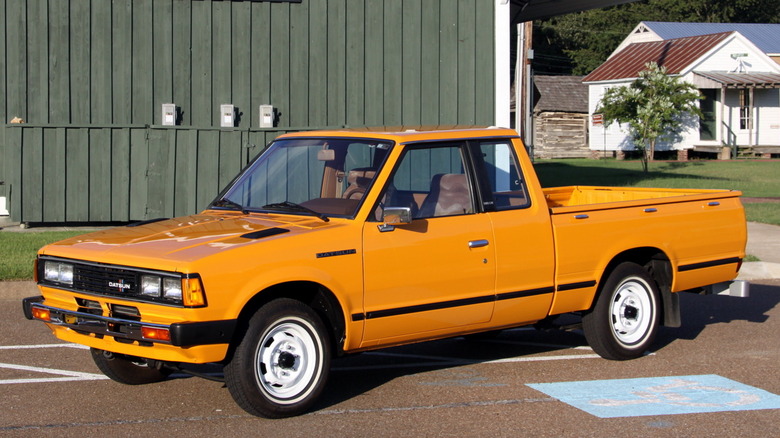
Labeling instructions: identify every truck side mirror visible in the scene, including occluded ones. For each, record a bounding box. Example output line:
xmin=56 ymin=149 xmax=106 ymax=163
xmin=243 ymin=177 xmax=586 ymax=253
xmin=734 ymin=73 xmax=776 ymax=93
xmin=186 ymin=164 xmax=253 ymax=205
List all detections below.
xmin=378 ymin=207 xmax=412 ymax=232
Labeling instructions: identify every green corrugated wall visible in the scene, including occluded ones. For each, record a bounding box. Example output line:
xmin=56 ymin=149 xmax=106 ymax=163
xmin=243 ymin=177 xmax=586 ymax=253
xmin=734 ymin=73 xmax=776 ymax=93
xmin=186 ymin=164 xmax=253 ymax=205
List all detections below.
xmin=1 ymin=0 xmax=496 ymax=224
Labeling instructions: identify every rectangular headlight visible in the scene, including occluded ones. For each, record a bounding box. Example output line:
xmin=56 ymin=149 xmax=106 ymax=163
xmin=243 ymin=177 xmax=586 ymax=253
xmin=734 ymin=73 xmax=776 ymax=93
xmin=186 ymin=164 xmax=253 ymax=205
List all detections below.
xmin=60 ymin=264 xmax=73 ymax=284
xmin=44 ymin=262 xmax=59 ymax=282
xmin=140 ymin=275 xmax=162 ymax=297
xmin=44 ymin=261 xmax=74 ymax=285
xmin=162 ymin=277 xmax=182 ymax=301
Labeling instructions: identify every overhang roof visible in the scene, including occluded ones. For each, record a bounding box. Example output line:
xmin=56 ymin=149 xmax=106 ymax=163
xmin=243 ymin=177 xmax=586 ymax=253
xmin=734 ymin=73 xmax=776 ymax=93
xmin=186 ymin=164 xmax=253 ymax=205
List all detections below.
xmin=694 ymin=72 xmax=780 ymax=89
xmin=583 ymin=32 xmax=732 ymax=83
xmin=512 ymin=0 xmax=639 ymax=22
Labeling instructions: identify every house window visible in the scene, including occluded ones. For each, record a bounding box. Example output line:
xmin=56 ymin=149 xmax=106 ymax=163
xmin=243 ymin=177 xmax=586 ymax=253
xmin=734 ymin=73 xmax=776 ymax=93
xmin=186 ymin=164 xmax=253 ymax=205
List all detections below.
xmin=699 ymin=89 xmax=717 ymax=141
xmin=739 ymin=89 xmax=752 ymax=130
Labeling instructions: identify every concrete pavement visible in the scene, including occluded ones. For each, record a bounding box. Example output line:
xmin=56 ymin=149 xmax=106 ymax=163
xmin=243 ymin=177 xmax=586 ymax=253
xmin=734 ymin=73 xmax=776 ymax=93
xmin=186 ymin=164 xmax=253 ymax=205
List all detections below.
xmin=738 ymin=222 xmax=780 ymax=281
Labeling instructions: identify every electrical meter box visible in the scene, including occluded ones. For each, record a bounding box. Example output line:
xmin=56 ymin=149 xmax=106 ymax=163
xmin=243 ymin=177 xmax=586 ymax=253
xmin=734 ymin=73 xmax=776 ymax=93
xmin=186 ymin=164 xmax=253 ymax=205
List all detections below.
xmin=259 ymin=105 xmax=275 ymax=128
xmin=221 ymin=104 xmax=235 ymax=127
xmin=162 ymin=104 xmax=177 ymax=126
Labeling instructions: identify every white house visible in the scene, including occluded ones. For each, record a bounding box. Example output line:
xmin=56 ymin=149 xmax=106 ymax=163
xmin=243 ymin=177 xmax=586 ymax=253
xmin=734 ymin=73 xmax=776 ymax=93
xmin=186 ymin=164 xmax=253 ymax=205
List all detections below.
xmin=584 ymin=31 xmax=780 ymax=159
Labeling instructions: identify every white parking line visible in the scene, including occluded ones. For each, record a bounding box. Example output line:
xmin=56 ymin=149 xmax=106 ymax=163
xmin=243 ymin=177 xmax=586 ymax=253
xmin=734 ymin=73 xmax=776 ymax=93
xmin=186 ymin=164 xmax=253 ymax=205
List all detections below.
xmin=0 ymin=343 xmax=88 ymax=350
xmin=314 ymin=397 xmax=557 ymax=416
xmin=484 ymin=353 xmax=602 ymax=363
xmin=0 ymin=362 xmax=108 ymax=384
xmin=1 ymin=342 xmax=608 ymax=382
xmin=0 ymin=344 xmax=106 ymax=384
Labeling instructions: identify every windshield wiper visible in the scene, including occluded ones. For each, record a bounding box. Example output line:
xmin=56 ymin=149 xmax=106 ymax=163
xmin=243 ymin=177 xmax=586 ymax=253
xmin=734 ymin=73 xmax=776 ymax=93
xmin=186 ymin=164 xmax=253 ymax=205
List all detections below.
xmin=262 ymin=201 xmax=330 ymax=222
xmin=211 ymin=198 xmax=249 ymax=214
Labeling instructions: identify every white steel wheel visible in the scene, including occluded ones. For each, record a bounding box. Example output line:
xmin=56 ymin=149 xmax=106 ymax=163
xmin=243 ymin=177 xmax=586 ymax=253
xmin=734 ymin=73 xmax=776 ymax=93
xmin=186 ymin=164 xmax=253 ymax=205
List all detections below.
xmin=224 ymin=298 xmax=331 ymax=418
xmin=255 ymin=319 xmax=321 ymax=403
xmin=583 ymin=262 xmax=661 ymax=360
xmin=609 ymin=278 xmax=655 ymax=345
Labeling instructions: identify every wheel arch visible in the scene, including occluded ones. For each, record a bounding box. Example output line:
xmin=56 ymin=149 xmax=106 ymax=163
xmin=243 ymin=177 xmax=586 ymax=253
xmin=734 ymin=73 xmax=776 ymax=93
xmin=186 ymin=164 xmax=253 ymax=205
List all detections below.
xmin=230 ymin=281 xmax=347 ymax=360
xmin=597 ymin=247 xmax=679 ymax=328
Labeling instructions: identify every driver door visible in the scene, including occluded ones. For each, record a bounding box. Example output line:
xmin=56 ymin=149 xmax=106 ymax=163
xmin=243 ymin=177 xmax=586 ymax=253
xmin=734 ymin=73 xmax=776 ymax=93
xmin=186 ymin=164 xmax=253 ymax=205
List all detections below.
xmin=360 ymin=143 xmax=495 ymax=346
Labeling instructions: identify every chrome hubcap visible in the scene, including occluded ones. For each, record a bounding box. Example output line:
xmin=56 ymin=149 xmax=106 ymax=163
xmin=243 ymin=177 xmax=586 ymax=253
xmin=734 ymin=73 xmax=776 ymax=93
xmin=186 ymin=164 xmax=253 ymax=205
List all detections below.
xmin=255 ymin=318 xmax=320 ymax=403
xmin=610 ymin=278 xmax=653 ymax=345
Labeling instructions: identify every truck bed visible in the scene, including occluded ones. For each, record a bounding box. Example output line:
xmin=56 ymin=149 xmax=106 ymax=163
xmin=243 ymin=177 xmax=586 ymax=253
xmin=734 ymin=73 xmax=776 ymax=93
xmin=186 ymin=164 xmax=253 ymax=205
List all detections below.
xmin=542 ymin=185 xmax=746 ymax=306
xmin=543 ymin=186 xmax=741 ymax=213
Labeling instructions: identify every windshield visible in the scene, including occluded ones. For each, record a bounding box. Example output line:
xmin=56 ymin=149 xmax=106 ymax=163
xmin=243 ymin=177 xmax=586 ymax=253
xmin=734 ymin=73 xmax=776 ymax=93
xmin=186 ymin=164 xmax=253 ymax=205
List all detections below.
xmin=213 ymin=137 xmax=392 ymax=219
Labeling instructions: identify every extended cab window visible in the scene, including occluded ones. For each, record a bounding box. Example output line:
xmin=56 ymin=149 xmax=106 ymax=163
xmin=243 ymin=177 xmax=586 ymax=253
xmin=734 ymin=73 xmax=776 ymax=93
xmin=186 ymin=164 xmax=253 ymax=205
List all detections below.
xmin=381 ymin=143 xmax=475 ymax=219
xmin=477 ymin=141 xmax=530 ymax=210
xmin=214 ymin=138 xmax=391 ymax=219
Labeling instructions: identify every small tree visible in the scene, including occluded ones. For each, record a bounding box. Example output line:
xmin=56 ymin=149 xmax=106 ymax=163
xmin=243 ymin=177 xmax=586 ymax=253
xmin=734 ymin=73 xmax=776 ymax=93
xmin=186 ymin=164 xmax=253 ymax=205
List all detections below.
xmin=596 ymin=62 xmax=702 ymax=172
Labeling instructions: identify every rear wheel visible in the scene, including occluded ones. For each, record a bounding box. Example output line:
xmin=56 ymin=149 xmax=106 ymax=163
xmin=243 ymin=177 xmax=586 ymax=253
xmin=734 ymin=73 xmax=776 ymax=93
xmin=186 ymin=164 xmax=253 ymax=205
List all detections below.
xmin=582 ymin=262 xmax=661 ymax=360
xmin=90 ymin=348 xmax=171 ymax=385
xmin=224 ymin=298 xmax=331 ymax=418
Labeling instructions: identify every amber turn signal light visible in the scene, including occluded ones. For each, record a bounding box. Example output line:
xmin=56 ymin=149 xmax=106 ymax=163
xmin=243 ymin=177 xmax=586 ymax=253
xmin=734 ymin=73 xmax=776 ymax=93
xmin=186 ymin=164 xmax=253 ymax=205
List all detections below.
xmin=141 ymin=327 xmax=171 ymax=342
xmin=182 ymin=277 xmax=206 ymax=307
xmin=31 ymin=307 xmax=52 ymax=322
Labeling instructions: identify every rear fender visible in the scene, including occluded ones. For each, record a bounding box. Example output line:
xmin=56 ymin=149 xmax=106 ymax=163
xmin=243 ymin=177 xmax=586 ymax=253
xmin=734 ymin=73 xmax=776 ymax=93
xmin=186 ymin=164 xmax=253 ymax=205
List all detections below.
xmin=595 ymin=249 xmax=678 ymax=327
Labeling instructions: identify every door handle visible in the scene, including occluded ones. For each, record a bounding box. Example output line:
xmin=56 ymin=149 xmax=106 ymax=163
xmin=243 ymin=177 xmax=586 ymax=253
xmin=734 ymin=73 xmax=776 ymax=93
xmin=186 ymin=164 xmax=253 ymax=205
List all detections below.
xmin=468 ymin=239 xmax=489 ymax=248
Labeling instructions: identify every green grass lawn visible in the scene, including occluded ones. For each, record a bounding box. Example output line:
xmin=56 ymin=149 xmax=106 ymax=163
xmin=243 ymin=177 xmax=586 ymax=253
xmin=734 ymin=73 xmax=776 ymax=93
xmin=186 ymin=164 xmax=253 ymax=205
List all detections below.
xmin=0 ymin=231 xmax=85 ymax=281
xmin=534 ymin=159 xmax=780 ymax=225
xmin=533 ymin=159 xmax=779 ymax=195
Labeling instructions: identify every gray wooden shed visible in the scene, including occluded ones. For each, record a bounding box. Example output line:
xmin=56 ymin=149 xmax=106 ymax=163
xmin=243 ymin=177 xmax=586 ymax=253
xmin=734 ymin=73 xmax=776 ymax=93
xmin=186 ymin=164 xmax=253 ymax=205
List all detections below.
xmin=532 ymin=75 xmax=590 ymax=159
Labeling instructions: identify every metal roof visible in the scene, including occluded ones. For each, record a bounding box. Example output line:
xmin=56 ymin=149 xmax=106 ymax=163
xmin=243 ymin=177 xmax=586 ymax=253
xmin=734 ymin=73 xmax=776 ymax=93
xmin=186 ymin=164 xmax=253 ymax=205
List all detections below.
xmin=643 ymin=22 xmax=780 ymax=54
xmin=694 ymin=72 xmax=780 ymax=88
xmin=583 ymin=32 xmax=732 ymax=83
xmin=533 ymin=76 xmax=588 ymax=113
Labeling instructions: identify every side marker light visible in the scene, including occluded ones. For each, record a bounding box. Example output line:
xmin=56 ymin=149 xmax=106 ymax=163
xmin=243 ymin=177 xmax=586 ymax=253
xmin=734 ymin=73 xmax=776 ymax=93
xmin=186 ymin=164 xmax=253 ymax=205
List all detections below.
xmin=142 ymin=327 xmax=171 ymax=342
xmin=31 ymin=307 xmax=52 ymax=322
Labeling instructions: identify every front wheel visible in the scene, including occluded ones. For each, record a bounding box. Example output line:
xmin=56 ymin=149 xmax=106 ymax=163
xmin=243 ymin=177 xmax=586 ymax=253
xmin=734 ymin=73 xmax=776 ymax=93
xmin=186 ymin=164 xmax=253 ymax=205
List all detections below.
xmin=90 ymin=348 xmax=171 ymax=385
xmin=582 ymin=262 xmax=661 ymax=360
xmin=224 ymin=298 xmax=331 ymax=418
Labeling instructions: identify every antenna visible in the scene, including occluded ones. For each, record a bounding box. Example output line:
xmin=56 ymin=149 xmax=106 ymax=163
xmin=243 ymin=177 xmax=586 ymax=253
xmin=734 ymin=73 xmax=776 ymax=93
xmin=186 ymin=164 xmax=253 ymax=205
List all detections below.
xmin=730 ymin=53 xmax=748 ymax=73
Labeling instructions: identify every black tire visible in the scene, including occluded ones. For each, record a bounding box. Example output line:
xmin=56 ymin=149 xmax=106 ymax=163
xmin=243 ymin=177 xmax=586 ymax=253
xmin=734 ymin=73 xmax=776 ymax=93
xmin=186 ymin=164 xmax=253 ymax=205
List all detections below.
xmin=224 ymin=298 xmax=331 ymax=418
xmin=90 ymin=348 xmax=171 ymax=385
xmin=582 ymin=262 xmax=661 ymax=360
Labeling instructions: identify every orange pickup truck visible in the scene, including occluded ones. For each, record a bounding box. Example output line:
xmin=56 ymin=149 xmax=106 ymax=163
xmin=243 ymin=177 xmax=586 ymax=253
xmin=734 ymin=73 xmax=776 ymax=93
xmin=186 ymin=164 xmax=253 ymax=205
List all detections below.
xmin=23 ymin=127 xmax=748 ymax=418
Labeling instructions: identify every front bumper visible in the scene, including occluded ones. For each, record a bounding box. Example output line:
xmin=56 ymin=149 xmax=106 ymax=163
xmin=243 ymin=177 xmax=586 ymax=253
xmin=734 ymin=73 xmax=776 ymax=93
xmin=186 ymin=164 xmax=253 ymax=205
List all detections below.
xmin=22 ymin=296 xmax=236 ymax=347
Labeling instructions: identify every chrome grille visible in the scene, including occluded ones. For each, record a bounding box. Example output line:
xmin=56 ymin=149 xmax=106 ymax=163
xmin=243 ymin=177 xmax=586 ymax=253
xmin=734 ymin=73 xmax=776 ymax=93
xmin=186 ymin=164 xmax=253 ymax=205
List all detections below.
xmin=73 ymin=264 xmax=139 ymax=296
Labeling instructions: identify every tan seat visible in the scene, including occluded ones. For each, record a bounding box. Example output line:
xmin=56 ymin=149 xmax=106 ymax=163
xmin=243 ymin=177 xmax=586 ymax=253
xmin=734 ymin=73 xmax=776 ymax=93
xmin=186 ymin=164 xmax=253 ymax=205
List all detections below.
xmin=418 ymin=173 xmax=473 ymax=218
xmin=342 ymin=167 xmax=376 ymax=200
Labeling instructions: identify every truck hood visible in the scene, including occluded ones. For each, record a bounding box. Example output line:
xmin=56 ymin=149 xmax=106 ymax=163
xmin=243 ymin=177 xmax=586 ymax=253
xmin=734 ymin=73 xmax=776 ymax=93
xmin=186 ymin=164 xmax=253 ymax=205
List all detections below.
xmin=39 ymin=213 xmax=334 ymax=270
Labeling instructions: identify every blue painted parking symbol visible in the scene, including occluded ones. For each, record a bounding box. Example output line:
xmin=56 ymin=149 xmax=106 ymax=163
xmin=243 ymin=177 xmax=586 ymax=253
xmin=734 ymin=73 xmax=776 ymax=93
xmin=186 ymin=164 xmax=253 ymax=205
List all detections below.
xmin=528 ymin=375 xmax=780 ymax=418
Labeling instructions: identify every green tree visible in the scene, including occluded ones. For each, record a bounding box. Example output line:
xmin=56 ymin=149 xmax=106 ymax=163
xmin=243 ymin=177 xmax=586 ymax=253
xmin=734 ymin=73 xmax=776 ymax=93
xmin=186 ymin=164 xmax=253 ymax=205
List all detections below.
xmin=596 ymin=63 xmax=702 ymax=172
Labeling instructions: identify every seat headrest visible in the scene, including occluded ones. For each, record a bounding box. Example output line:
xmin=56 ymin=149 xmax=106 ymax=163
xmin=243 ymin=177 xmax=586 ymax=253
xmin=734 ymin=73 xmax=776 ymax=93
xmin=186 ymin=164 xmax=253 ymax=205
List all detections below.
xmin=347 ymin=167 xmax=377 ymax=186
xmin=436 ymin=174 xmax=468 ymax=192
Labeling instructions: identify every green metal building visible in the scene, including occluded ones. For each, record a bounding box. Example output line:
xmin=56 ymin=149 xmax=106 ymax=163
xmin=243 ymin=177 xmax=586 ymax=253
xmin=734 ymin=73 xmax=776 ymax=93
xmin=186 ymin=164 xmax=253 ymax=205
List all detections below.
xmin=1 ymin=0 xmax=512 ymax=224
